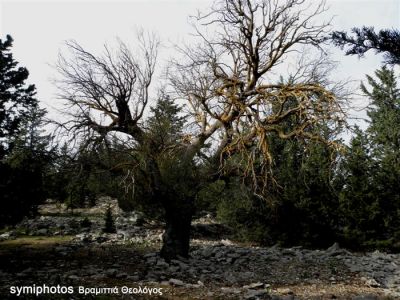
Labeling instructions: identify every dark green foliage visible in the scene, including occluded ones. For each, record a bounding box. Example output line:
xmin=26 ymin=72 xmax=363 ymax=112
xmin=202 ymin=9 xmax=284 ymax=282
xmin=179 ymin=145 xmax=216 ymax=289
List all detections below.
xmin=103 ymin=206 xmax=116 ymax=233
xmin=0 ymin=107 xmax=54 ymax=226
xmin=45 ymin=145 xmax=90 ymax=208
xmin=362 ymin=67 xmax=400 ymax=152
xmin=338 ymin=67 xmax=400 ymax=251
xmin=44 ymin=143 xmax=73 ymax=203
xmin=80 ymin=217 xmax=92 ymax=228
xmin=0 ymin=35 xmax=38 ymax=158
xmin=338 ymin=127 xmax=377 ymax=247
xmin=65 ymin=149 xmax=97 ymax=209
xmin=213 ymin=134 xmax=341 ymax=247
xmin=0 ymin=35 xmax=52 ymax=226
xmin=47 ymin=141 xmax=122 ymax=208
xmin=274 ymin=139 xmax=340 ymax=247
xmin=332 ymin=28 xmax=400 ymax=250
xmin=0 ymin=163 xmax=41 ymax=225
xmin=116 ymin=94 xmax=189 ymax=218
xmin=366 ymin=67 xmax=400 ymax=248
xmin=200 ymin=91 xmax=342 ymax=247
xmin=332 ymin=27 xmax=400 ymax=65
xmin=147 ymin=94 xmax=186 ymax=151
xmin=196 ymin=180 xmax=226 ymax=213
xmin=215 ymin=180 xmax=273 ymax=245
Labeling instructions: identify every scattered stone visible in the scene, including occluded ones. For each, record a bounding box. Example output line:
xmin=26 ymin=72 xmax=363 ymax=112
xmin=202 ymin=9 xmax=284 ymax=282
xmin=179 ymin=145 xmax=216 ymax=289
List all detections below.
xmin=0 ymin=231 xmax=15 ymax=240
xmin=36 ymin=228 xmax=48 ymax=236
xmin=221 ymin=287 xmax=241 ymax=294
xmin=361 ymin=277 xmax=381 ymax=288
xmin=105 ymin=269 xmax=118 ymax=277
xmin=144 ymin=252 xmax=157 ymax=258
xmin=352 ymin=295 xmax=378 ymax=300
xmin=221 ymin=239 xmax=234 ymax=246
xmin=277 ymin=288 xmax=293 ymax=295
xmin=326 ymin=242 xmax=344 ymax=256
xmin=244 ymin=289 xmax=269 ymax=299
xmin=2 ymin=200 xmax=399 ymax=299
xmin=282 ymin=249 xmax=296 ymax=256
xmin=169 ymin=278 xmax=184 ymax=286
xmin=322 ymin=294 xmax=337 ymax=299
xmin=90 ymin=274 xmax=106 ymax=280
xmin=243 ymin=282 xmax=265 ymax=289
xmin=279 ymin=296 xmax=296 ymax=300
xmin=115 ymin=272 xmax=128 ymax=279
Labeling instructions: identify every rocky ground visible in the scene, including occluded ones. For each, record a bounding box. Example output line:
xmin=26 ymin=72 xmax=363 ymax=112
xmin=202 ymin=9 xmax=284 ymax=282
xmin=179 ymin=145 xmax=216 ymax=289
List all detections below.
xmin=0 ymin=198 xmax=399 ymax=299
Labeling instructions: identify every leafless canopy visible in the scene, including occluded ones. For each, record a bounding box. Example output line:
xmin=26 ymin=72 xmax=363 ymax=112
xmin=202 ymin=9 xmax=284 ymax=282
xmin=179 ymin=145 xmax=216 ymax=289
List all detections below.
xmin=168 ymin=0 xmax=345 ymax=194
xmin=55 ymin=32 xmax=159 ymax=144
xmin=55 ymin=0 xmax=346 ymax=198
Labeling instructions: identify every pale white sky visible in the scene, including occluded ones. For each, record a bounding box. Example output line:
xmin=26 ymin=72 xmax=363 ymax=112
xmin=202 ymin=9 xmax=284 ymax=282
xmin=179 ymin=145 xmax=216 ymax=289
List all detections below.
xmin=1 ymin=0 xmax=399 ymax=131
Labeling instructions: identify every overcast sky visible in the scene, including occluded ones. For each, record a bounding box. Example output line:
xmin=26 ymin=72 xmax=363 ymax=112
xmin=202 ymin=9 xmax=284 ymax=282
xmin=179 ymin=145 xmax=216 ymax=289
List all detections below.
xmin=1 ymin=0 xmax=399 ymax=131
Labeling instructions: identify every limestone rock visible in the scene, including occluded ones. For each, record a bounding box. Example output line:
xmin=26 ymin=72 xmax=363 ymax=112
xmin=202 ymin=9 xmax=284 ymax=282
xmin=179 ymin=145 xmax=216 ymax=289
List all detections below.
xmin=169 ymin=278 xmax=184 ymax=286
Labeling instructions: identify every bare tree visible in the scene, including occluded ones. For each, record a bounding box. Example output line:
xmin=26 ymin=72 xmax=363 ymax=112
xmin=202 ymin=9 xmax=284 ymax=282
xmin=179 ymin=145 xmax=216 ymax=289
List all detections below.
xmin=168 ymin=0 xmax=344 ymax=195
xmin=56 ymin=0 xmax=345 ymax=260
xmin=55 ymin=33 xmax=158 ymax=142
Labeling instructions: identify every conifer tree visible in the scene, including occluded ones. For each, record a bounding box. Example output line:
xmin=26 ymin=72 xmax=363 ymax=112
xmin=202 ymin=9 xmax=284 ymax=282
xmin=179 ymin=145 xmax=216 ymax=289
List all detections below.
xmin=103 ymin=206 xmax=116 ymax=233
xmin=0 ymin=35 xmax=38 ymax=158
xmin=0 ymin=35 xmax=48 ymax=225
xmin=362 ymin=67 xmax=400 ymax=244
xmin=147 ymin=93 xmax=186 ymax=151
xmin=339 ymin=127 xmax=376 ymax=246
xmin=339 ymin=67 xmax=400 ymax=249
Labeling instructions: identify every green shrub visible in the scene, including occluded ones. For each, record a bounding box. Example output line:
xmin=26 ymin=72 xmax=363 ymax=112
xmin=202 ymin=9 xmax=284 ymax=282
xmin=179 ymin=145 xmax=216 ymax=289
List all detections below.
xmin=80 ymin=217 xmax=92 ymax=228
xmin=103 ymin=207 xmax=116 ymax=233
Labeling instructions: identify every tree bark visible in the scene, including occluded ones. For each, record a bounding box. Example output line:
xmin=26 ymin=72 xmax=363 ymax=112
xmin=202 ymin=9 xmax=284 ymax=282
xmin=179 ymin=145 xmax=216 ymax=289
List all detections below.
xmin=160 ymin=196 xmax=194 ymax=260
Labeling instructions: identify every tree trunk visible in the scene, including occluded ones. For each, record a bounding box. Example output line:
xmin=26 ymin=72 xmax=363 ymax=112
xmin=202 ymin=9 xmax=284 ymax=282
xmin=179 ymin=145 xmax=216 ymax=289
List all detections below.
xmin=160 ymin=197 xmax=194 ymax=260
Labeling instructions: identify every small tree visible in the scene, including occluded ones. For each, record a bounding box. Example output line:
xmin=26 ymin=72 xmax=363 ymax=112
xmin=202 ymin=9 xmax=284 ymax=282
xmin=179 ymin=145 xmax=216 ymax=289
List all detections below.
xmin=338 ymin=127 xmax=376 ymax=247
xmin=121 ymin=93 xmax=188 ymax=218
xmin=103 ymin=206 xmax=116 ymax=233
xmin=147 ymin=93 xmax=187 ymax=150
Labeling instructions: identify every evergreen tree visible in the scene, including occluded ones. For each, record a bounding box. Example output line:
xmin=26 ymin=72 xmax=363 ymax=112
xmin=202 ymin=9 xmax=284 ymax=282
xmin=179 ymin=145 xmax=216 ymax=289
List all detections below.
xmin=147 ymin=93 xmax=186 ymax=151
xmin=0 ymin=35 xmax=38 ymax=158
xmin=214 ymin=94 xmax=342 ymax=247
xmin=123 ymin=93 xmax=189 ymax=219
xmin=45 ymin=143 xmax=72 ymax=202
xmin=362 ymin=67 xmax=400 ymax=154
xmin=7 ymin=106 xmax=52 ymax=165
xmin=269 ymin=125 xmax=341 ymax=247
xmin=338 ymin=127 xmax=377 ymax=247
xmin=47 ymin=141 xmax=118 ymax=207
xmin=0 ymin=35 xmax=49 ymax=226
xmin=363 ymin=67 xmax=400 ymax=245
xmin=339 ymin=67 xmax=400 ymax=250
xmin=103 ymin=206 xmax=116 ymax=233
xmin=1 ymin=107 xmax=53 ymax=225
xmin=333 ymin=24 xmax=400 ymax=249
